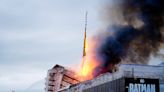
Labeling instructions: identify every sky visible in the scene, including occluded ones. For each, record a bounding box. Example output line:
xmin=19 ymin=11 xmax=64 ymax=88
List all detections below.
xmin=0 ymin=0 xmax=163 ymax=92
xmin=0 ymin=0 xmax=102 ymax=92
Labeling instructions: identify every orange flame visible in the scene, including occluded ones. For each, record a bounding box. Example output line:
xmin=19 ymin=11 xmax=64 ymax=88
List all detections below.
xmin=80 ymin=58 xmax=98 ymax=80
xmin=77 ymin=39 xmax=99 ymax=81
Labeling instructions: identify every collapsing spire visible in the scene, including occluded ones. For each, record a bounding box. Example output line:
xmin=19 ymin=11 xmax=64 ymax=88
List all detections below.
xmin=81 ymin=12 xmax=89 ymax=78
xmin=83 ymin=12 xmax=88 ymax=57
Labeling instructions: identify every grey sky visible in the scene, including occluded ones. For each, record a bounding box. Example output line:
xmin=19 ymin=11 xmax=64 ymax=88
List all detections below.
xmin=0 ymin=0 xmax=163 ymax=92
xmin=0 ymin=0 xmax=102 ymax=91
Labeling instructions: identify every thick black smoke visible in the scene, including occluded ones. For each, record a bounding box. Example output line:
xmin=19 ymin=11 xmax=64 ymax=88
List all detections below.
xmin=93 ymin=0 xmax=164 ymax=77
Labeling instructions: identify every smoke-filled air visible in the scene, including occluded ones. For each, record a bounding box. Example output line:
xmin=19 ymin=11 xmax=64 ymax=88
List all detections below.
xmin=78 ymin=0 xmax=164 ymax=81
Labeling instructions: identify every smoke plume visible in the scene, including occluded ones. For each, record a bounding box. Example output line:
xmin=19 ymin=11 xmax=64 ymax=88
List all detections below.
xmin=93 ymin=0 xmax=164 ymax=77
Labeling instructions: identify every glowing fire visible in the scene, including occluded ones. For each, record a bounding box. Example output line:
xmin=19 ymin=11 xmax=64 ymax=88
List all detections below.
xmin=81 ymin=60 xmax=92 ymax=77
xmin=80 ymin=58 xmax=97 ymax=80
xmin=77 ymin=39 xmax=99 ymax=81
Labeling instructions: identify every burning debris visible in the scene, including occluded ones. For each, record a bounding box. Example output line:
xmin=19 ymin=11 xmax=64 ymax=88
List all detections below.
xmin=80 ymin=0 xmax=164 ymax=79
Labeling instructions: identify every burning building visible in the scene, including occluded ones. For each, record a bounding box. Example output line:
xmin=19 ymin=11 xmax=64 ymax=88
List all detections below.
xmin=46 ymin=64 xmax=164 ymax=92
xmin=45 ymin=0 xmax=164 ymax=92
